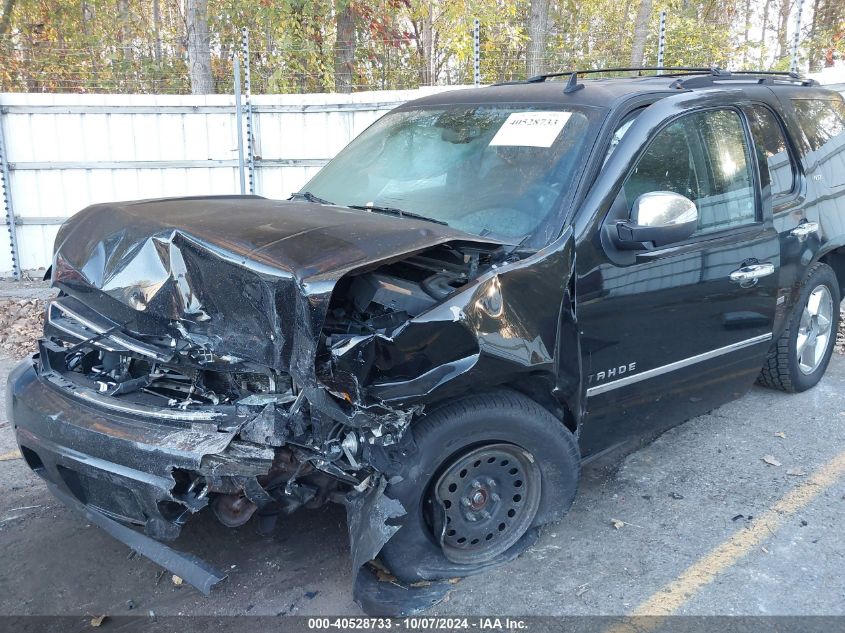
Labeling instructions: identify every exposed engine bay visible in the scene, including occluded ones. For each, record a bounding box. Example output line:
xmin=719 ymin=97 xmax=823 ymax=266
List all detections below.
xmin=318 ymin=244 xmax=491 ymax=399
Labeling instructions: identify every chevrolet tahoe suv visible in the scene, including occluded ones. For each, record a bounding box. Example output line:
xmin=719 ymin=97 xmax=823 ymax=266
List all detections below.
xmin=8 ymin=67 xmax=845 ymax=612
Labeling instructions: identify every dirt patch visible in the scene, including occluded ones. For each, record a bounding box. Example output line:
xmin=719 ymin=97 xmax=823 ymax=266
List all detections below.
xmin=837 ymin=308 xmax=845 ymax=355
xmin=0 ymin=298 xmax=47 ymax=359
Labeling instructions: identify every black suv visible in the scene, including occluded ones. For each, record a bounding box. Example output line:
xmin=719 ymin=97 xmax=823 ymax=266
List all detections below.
xmin=8 ymin=68 xmax=845 ymax=611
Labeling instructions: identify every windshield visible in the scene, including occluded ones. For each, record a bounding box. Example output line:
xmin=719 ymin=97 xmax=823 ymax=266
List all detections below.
xmin=300 ymin=103 xmax=602 ymax=244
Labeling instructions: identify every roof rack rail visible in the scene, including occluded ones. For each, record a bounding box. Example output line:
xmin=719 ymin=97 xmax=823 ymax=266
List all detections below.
xmin=494 ymin=66 xmax=723 ymax=86
xmin=668 ymin=70 xmax=818 ymax=89
xmin=492 ymin=66 xmax=818 ymax=90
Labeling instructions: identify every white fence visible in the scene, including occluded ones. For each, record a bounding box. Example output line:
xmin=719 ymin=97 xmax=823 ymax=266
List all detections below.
xmin=0 ymin=86 xmax=468 ymax=275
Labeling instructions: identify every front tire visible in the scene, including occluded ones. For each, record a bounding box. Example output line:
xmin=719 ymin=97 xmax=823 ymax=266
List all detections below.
xmin=378 ymin=389 xmax=580 ymax=583
xmin=759 ymin=262 xmax=840 ymax=393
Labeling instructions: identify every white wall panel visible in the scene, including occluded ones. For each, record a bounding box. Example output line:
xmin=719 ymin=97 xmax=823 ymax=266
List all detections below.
xmin=0 ymin=85 xmax=471 ymax=275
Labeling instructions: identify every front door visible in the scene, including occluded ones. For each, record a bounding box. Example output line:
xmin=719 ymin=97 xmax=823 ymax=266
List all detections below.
xmin=576 ymin=106 xmax=780 ymax=455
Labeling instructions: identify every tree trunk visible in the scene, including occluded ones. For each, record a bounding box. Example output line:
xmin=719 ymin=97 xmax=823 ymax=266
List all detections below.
xmin=0 ymin=0 xmax=15 ymax=36
xmin=630 ymin=0 xmax=654 ymax=67
xmin=741 ymin=0 xmax=752 ymax=67
xmin=117 ymin=0 xmax=131 ymax=63
xmin=186 ymin=0 xmax=214 ymax=94
xmin=760 ymin=0 xmax=772 ymax=66
xmin=418 ymin=8 xmax=434 ymax=85
xmin=153 ymin=0 xmax=162 ymax=65
xmin=776 ymin=0 xmax=792 ymax=59
xmin=526 ymin=0 xmax=550 ymax=77
xmin=806 ymin=0 xmax=821 ymax=71
xmin=334 ymin=0 xmax=356 ymax=93
xmin=81 ymin=1 xmax=98 ymax=82
xmin=826 ymin=29 xmax=843 ymax=67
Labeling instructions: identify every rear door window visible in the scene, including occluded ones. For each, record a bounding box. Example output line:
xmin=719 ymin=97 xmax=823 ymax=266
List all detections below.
xmin=744 ymin=105 xmax=796 ymax=198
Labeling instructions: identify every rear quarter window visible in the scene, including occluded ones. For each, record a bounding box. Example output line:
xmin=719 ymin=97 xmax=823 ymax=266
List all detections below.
xmin=791 ymin=98 xmax=845 ymax=187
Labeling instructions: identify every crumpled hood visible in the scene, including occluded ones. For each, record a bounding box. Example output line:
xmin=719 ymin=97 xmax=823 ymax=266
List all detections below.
xmin=51 ymin=195 xmax=498 ymax=385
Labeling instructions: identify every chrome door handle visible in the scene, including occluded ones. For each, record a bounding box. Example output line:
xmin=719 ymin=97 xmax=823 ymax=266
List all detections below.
xmin=730 ymin=263 xmax=775 ymax=286
xmin=791 ymin=222 xmax=819 ymax=240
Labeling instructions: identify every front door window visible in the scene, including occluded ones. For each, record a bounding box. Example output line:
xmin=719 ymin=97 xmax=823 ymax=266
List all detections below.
xmin=623 ymin=109 xmax=756 ymax=237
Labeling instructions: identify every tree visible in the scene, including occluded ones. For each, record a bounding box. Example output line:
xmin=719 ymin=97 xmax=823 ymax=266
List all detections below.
xmin=0 ymin=0 xmax=15 ymax=36
xmin=117 ymin=0 xmax=131 ymax=63
xmin=407 ymin=1 xmax=435 ymax=85
xmin=526 ymin=0 xmax=550 ymax=77
xmin=153 ymin=0 xmax=162 ymax=66
xmin=808 ymin=0 xmax=845 ymax=69
xmin=186 ymin=0 xmax=214 ymax=94
xmin=740 ymin=0 xmax=752 ymax=67
xmin=334 ymin=0 xmax=356 ymax=92
xmin=630 ymin=0 xmax=653 ymax=67
xmin=775 ymin=0 xmax=792 ymax=60
xmin=0 ymin=0 xmax=826 ymax=95
xmin=760 ymin=0 xmax=772 ymax=66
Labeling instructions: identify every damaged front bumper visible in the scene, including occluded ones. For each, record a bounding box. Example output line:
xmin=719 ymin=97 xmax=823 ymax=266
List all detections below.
xmin=8 ymin=349 xmax=411 ymax=594
xmin=8 ymin=358 xmax=257 ymax=541
xmin=8 ymin=358 xmax=246 ymax=591
xmin=8 ymin=359 xmax=273 ymax=540
xmin=45 ymin=482 xmax=228 ymax=594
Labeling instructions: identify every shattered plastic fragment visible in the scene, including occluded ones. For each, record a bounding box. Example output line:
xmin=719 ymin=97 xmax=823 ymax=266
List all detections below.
xmin=344 ymin=477 xmax=407 ymax=575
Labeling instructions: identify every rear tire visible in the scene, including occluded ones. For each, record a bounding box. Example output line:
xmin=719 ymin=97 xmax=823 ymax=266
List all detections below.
xmin=378 ymin=389 xmax=579 ymax=583
xmin=759 ymin=262 xmax=840 ymax=393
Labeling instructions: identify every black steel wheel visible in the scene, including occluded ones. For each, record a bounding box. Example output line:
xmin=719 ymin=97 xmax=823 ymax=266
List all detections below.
xmin=429 ymin=443 xmax=541 ymax=564
xmin=377 ymin=389 xmax=580 ymax=583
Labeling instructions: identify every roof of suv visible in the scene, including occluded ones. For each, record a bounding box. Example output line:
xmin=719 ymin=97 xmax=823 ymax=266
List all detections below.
xmin=405 ymin=69 xmax=837 ymax=110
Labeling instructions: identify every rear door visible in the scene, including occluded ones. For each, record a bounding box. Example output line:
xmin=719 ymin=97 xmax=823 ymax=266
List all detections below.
xmin=740 ymin=99 xmax=806 ymax=336
xmin=574 ymin=103 xmax=780 ymax=455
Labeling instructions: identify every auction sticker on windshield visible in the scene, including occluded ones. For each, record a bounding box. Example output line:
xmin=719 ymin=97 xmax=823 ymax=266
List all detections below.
xmin=489 ymin=111 xmax=572 ymax=148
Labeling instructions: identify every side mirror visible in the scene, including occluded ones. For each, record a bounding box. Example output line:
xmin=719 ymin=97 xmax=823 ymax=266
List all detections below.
xmin=616 ymin=191 xmax=698 ymax=249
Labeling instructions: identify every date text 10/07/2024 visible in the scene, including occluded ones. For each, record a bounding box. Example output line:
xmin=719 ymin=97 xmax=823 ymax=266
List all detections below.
xmin=307 ymin=617 xmax=529 ymax=630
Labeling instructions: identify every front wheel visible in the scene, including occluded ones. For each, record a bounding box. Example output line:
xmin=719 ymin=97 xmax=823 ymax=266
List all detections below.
xmin=759 ymin=262 xmax=840 ymax=393
xmin=378 ymin=389 xmax=580 ymax=583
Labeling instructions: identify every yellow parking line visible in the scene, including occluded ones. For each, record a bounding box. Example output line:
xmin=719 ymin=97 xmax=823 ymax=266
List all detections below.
xmin=0 ymin=449 xmax=22 ymax=461
xmin=631 ymin=447 xmax=845 ymax=618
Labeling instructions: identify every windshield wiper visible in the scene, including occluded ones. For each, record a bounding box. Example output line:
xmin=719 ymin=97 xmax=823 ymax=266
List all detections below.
xmin=290 ymin=191 xmax=335 ymax=205
xmin=347 ymin=204 xmax=449 ymax=226
xmin=505 ymin=231 xmax=537 ymax=255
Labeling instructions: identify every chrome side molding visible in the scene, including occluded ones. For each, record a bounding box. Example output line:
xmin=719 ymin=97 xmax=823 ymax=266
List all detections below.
xmin=586 ymin=333 xmax=773 ymax=397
